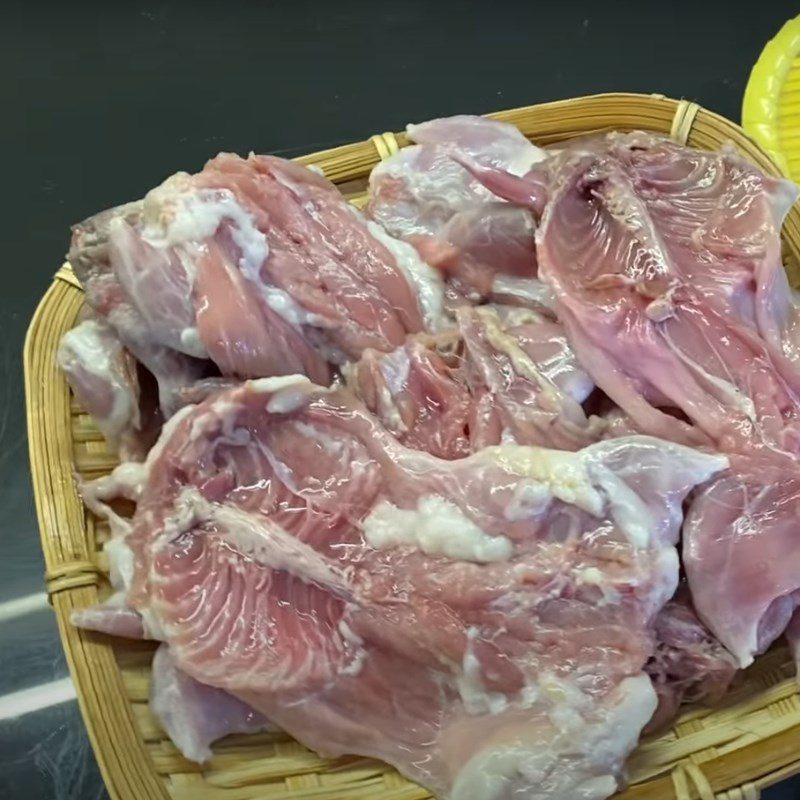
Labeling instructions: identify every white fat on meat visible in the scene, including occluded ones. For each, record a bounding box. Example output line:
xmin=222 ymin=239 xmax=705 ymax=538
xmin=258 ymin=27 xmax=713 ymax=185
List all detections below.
xmin=365 ymin=219 xmax=446 ymax=330
xmin=57 ymin=319 xmax=141 ymax=451
xmin=248 ymin=375 xmax=318 ymax=414
xmin=142 ymin=179 xmax=268 ymax=273
xmin=482 ymin=437 xmax=726 ymax=547
xmin=337 ymin=618 xmax=368 ymax=677
xmin=141 ymin=179 xmax=326 ymax=331
xmin=503 ymin=480 xmax=553 ymax=521
xmin=457 ymin=626 xmax=510 ymax=714
xmin=363 ymin=495 xmax=513 ymax=563
xmin=481 ymin=445 xmax=604 ymax=517
xmin=450 ymin=675 xmax=657 ymax=800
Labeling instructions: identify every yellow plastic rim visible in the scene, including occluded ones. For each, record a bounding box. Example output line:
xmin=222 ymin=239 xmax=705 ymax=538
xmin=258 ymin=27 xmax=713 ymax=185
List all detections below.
xmin=743 ymin=15 xmax=800 ymax=180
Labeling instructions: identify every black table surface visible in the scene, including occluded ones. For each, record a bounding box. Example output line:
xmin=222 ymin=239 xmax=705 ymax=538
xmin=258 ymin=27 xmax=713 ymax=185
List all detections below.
xmin=4 ymin=2 xmax=800 ymax=798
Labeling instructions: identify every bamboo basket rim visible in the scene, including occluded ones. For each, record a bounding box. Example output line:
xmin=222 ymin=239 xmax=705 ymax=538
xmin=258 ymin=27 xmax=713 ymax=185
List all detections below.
xmin=24 ymin=92 xmax=800 ymax=800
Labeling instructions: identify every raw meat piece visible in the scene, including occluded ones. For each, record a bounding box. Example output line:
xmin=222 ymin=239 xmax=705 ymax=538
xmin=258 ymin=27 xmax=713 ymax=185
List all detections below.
xmin=69 ymin=153 xmax=445 ymax=409
xmin=57 ymin=318 xmax=145 ymax=460
xmin=534 ymin=134 xmax=800 ymax=457
xmin=69 ymin=205 xmax=208 ymax=416
xmin=71 ymin=605 xmax=267 ymax=762
xmin=83 ymin=378 xmax=724 ymax=799
xmin=645 ymin=591 xmax=737 ymax=731
xmin=367 ymin=115 xmax=546 ymax=303
xmin=71 ymin=592 xmax=146 ymax=639
xmin=346 ymin=336 xmax=474 ymax=459
xmin=150 ymin=644 xmax=269 ymax=763
xmin=683 ymin=463 xmax=800 ymax=666
xmin=70 ymin=445 xmax=269 ymax=763
xmin=347 ymin=305 xmax=600 ymax=458
xmin=458 ymin=305 xmax=599 ymax=450
xmin=528 ymin=132 xmax=800 ymax=663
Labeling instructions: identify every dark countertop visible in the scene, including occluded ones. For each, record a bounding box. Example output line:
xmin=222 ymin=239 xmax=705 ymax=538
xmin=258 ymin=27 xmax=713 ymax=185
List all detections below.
xmin=3 ymin=2 xmax=800 ymax=798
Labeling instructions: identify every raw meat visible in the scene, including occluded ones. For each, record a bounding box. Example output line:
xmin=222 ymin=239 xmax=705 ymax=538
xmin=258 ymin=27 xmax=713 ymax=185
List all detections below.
xmin=534 ymin=133 xmax=800 ymax=455
xmin=683 ymin=463 xmax=800 ymax=666
xmin=367 ymin=115 xmax=546 ymax=304
xmin=645 ymin=591 xmax=737 ymax=731
xmin=70 ymin=153 xmax=445 ymax=414
xmin=80 ymin=378 xmax=724 ymax=799
xmin=71 ymin=607 xmax=268 ymax=761
xmin=150 ymin=644 xmax=269 ymax=763
xmin=346 ymin=334 xmax=474 ymax=459
xmin=57 ymin=318 xmax=145 ymax=460
xmin=71 ymin=592 xmax=146 ymax=639
xmin=527 ymin=131 xmax=800 ymax=663
xmin=69 ymin=205 xmax=208 ymax=417
xmin=347 ymin=305 xmax=600 ymax=457
xmin=786 ymin=609 xmax=800 ymax=678
xmin=63 ymin=122 xmax=800 ymax=795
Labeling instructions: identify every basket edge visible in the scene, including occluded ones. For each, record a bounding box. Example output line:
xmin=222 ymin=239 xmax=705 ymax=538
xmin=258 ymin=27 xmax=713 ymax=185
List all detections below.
xmin=23 ymin=280 xmax=170 ymax=800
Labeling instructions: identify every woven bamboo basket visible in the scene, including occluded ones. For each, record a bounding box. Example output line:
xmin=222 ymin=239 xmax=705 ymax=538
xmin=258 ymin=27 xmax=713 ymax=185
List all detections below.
xmin=23 ymin=92 xmax=800 ymax=800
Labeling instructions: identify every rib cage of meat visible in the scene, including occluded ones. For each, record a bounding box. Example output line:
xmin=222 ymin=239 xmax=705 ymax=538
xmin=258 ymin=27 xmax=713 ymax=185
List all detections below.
xmin=60 ymin=117 xmax=800 ymax=800
xmin=85 ymin=379 xmax=725 ymax=799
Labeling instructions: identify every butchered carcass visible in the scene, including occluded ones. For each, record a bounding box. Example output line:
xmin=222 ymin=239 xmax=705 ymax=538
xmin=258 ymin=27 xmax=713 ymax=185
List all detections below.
xmin=75 ymin=378 xmax=724 ymax=799
xmin=69 ymin=153 xmax=445 ymax=419
xmin=367 ymin=115 xmax=551 ymax=309
xmin=523 ymin=132 xmax=800 ymax=667
xmin=347 ymin=305 xmax=600 ymax=458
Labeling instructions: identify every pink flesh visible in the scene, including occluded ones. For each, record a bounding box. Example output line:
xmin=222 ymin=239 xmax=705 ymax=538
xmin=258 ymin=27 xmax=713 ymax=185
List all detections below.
xmin=150 ymin=644 xmax=269 ymax=763
xmin=69 ymin=152 xmax=439 ymax=405
xmin=785 ymin=609 xmax=800 ymax=680
xmin=102 ymin=379 xmax=722 ymax=796
xmin=367 ymin=115 xmax=543 ymax=301
xmin=198 ymin=154 xmax=426 ymax=357
xmin=348 ymin=305 xmax=599 ymax=457
xmin=62 ymin=126 xmax=800 ymax=793
xmin=193 ymin=240 xmax=328 ymax=382
xmin=71 ymin=599 xmax=145 ymax=640
xmin=347 ymin=339 xmax=474 ymax=459
xmin=57 ymin=318 xmax=146 ymax=460
xmin=69 ymin=207 xmax=207 ymax=416
xmin=644 ymin=591 xmax=737 ymax=731
xmin=531 ymin=132 xmax=800 ymax=665
xmin=683 ymin=462 xmax=800 ymax=666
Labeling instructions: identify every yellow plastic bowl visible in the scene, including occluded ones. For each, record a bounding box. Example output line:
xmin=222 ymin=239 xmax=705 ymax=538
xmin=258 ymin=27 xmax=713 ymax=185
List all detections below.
xmin=743 ymin=15 xmax=800 ymax=180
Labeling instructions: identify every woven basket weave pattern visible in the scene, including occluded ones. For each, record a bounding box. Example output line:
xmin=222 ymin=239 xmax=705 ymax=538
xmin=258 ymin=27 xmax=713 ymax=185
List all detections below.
xmin=24 ymin=93 xmax=800 ymax=800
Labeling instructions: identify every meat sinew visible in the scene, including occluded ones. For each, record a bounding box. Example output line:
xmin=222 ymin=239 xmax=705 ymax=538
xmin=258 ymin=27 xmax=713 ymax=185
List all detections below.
xmin=76 ymin=379 xmax=724 ymax=799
